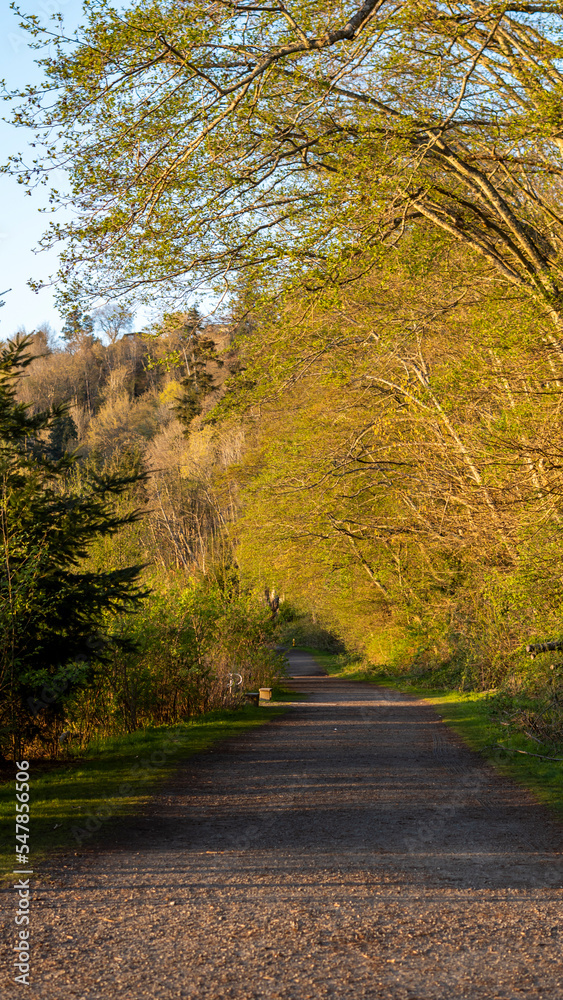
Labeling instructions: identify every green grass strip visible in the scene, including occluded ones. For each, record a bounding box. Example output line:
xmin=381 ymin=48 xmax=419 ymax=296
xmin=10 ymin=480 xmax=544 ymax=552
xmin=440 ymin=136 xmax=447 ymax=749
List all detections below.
xmin=1 ymin=704 xmax=286 ymax=882
xmin=305 ymin=647 xmax=563 ymax=820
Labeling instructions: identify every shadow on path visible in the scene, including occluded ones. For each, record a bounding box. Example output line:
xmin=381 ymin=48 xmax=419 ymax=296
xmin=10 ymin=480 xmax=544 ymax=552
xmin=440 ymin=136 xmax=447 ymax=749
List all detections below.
xmin=3 ymin=651 xmax=561 ymax=1000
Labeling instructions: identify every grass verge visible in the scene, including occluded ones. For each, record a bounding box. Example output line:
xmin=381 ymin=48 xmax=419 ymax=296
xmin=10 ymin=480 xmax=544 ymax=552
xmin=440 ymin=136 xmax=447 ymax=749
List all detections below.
xmin=304 ymin=646 xmax=563 ymax=820
xmin=1 ymin=704 xmax=286 ymax=883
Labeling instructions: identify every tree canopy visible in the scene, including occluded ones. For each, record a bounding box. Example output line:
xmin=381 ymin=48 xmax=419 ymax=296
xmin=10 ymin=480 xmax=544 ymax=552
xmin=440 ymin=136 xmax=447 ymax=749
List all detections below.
xmin=7 ymin=0 xmax=563 ymax=324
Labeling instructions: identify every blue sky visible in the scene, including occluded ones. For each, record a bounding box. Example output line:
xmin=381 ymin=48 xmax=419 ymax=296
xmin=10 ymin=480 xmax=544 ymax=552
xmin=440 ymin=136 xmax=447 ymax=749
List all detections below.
xmin=1 ymin=3 xmax=215 ymax=341
xmin=0 ymin=1 xmax=83 ymax=340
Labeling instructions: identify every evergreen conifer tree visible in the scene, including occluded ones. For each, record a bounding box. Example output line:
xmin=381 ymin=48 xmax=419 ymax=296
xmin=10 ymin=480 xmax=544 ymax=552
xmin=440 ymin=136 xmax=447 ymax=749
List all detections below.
xmin=61 ymin=306 xmax=95 ymax=348
xmin=0 ymin=337 xmax=147 ymax=759
xmin=173 ymin=312 xmax=223 ymax=433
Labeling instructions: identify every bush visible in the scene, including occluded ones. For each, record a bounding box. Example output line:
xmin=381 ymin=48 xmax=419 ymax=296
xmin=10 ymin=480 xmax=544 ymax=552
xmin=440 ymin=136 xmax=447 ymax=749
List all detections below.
xmin=63 ymin=577 xmax=285 ymax=743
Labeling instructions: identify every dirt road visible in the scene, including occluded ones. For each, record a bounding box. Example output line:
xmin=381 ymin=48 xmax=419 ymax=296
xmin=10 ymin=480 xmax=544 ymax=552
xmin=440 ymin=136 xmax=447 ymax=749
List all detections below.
xmin=2 ymin=651 xmax=562 ymax=998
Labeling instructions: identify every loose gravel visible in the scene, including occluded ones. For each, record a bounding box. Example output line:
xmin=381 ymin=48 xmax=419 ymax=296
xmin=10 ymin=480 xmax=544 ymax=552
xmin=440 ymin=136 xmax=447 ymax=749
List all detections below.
xmin=1 ymin=650 xmax=562 ymax=998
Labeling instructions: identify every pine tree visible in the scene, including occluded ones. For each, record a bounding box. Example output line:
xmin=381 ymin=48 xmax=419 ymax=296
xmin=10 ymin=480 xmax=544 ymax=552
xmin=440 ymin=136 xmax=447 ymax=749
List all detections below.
xmin=61 ymin=306 xmax=94 ymax=347
xmin=47 ymin=410 xmax=77 ymax=460
xmin=173 ymin=312 xmax=223 ymax=433
xmin=0 ymin=337 xmax=147 ymax=759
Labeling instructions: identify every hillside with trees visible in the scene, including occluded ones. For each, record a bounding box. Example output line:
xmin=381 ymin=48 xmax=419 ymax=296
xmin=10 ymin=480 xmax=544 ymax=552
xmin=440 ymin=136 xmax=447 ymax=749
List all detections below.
xmin=4 ymin=0 xmax=563 ymax=755
xmin=0 ymin=316 xmax=280 ymax=759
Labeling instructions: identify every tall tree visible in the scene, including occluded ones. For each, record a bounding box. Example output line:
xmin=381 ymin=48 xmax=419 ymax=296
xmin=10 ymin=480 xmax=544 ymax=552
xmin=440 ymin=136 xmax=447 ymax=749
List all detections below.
xmin=7 ymin=1 xmax=563 ymax=327
xmin=61 ymin=306 xmax=95 ymax=347
xmin=0 ymin=338 xmax=147 ymax=759
xmin=94 ymin=302 xmax=134 ymax=344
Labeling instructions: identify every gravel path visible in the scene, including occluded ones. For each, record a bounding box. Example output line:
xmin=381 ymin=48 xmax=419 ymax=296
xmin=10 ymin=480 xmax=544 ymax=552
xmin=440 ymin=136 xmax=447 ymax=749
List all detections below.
xmin=2 ymin=651 xmax=562 ymax=998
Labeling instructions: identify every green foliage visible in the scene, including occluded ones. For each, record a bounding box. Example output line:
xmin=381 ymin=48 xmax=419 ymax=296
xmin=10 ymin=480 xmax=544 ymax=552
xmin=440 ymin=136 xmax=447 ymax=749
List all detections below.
xmin=0 ymin=338 xmax=147 ymax=759
xmin=47 ymin=409 xmax=77 ymax=460
xmin=174 ymin=340 xmax=223 ymax=432
xmin=0 ymin=320 xmax=283 ymax=754
xmin=210 ymin=242 xmax=563 ymax=744
xmin=0 ymin=328 xmax=283 ymax=759
xmin=8 ymin=0 xmax=563 ymax=329
xmin=61 ymin=306 xmax=94 ymax=345
xmin=61 ymin=575 xmax=283 ymax=741
xmin=276 ymin=607 xmax=345 ymax=653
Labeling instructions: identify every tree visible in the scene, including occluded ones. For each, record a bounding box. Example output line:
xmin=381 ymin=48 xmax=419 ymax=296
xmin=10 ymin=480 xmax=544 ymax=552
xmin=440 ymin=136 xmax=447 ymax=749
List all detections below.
xmin=221 ymin=232 xmax=563 ymax=675
xmin=7 ymin=1 xmax=563 ymax=328
xmin=173 ymin=318 xmax=224 ymax=432
xmin=142 ymin=309 xmax=225 ymax=430
xmin=61 ymin=306 xmax=95 ymax=347
xmin=47 ymin=408 xmax=77 ymax=460
xmin=94 ymin=302 xmax=134 ymax=344
xmin=0 ymin=337 xmax=148 ymax=759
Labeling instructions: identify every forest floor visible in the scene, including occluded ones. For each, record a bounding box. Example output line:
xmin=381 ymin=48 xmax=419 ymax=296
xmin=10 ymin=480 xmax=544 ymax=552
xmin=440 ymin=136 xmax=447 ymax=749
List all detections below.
xmin=1 ymin=649 xmax=562 ymax=999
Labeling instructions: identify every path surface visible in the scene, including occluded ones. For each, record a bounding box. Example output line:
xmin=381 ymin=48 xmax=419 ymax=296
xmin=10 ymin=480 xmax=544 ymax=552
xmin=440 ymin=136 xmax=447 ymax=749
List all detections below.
xmin=2 ymin=651 xmax=562 ymax=998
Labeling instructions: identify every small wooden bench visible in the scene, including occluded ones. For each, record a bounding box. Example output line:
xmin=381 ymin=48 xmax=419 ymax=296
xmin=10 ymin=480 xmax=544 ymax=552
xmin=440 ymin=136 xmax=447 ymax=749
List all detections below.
xmin=244 ymin=688 xmax=273 ymax=705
